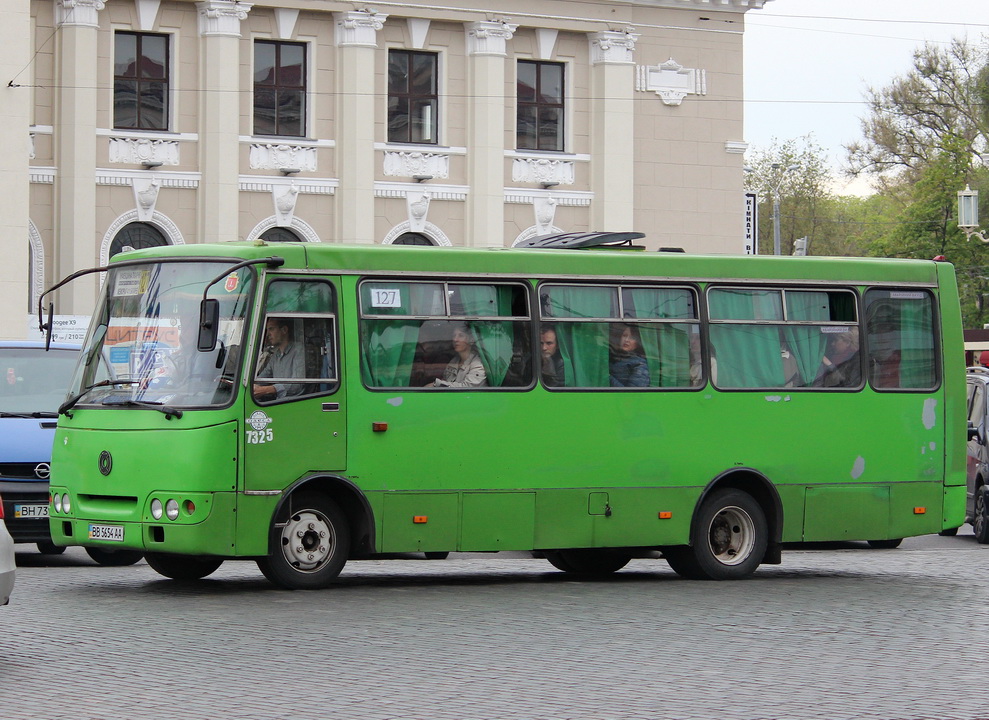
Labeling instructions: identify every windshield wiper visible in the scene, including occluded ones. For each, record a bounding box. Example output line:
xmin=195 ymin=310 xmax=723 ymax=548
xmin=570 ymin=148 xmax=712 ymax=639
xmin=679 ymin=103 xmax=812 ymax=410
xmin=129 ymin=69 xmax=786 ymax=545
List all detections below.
xmin=101 ymin=399 xmax=184 ymax=420
xmin=0 ymin=411 xmax=59 ymax=419
xmin=58 ymin=379 xmax=140 ymax=417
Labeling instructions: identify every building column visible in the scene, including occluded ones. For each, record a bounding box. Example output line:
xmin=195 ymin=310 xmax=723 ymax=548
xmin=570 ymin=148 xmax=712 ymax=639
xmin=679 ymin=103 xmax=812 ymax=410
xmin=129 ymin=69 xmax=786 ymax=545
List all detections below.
xmin=197 ymin=0 xmax=252 ymax=244
xmin=0 ymin=0 xmax=32 ymax=336
xmin=588 ymin=30 xmax=638 ymax=232
xmin=465 ymin=20 xmax=516 ymax=248
xmin=53 ymin=0 xmax=104 ymax=316
xmin=334 ymin=10 xmax=387 ymax=244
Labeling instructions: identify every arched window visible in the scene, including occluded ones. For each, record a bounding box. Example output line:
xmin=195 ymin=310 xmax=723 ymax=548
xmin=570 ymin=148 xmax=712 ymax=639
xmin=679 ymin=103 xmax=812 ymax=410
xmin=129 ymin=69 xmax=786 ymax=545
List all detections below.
xmin=110 ymin=222 xmax=169 ymax=257
xmin=260 ymin=227 xmax=302 ymax=243
xmin=392 ymin=232 xmax=434 ymax=246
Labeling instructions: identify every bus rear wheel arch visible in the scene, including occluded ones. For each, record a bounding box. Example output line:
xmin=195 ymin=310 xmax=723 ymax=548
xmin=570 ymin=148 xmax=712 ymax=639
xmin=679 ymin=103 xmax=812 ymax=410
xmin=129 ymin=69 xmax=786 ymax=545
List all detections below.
xmin=663 ymin=488 xmax=768 ymax=580
xmin=257 ymin=490 xmax=351 ymax=589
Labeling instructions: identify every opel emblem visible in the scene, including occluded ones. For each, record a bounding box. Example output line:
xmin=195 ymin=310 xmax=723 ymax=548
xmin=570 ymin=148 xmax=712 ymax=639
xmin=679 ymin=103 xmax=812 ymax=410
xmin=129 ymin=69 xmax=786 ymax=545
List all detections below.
xmin=34 ymin=463 xmax=51 ymax=480
xmin=98 ymin=451 xmax=112 ymax=476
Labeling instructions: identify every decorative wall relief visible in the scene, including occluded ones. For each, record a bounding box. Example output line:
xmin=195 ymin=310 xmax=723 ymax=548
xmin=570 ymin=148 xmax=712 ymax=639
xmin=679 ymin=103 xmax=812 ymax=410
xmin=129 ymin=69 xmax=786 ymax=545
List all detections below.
xmin=406 ymin=191 xmax=431 ymax=232
xmin=132 ymin=177 xmax=160 ymax=221
xmin=512 ymin=157 xmax=575 ymax=186
xmin=635 ymin=58 xmax=707 ymax=106
xmin=533 ymin=196 xmax=558 ymax=237
xmin=249 ymin=144 xmax=317 ymax=172
xmin=109 ymin=137 xmax=180 ymax=165
xmin=383 ymin=151 xmax=450 ymax=179
xmin=273 ymin=182 xmax=299 ymax=226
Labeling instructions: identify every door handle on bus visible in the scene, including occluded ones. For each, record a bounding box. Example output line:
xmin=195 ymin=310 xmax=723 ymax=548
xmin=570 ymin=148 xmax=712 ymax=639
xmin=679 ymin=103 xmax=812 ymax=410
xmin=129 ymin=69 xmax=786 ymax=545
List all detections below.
xmin=322 ymin=403 xmax=340 ymax=412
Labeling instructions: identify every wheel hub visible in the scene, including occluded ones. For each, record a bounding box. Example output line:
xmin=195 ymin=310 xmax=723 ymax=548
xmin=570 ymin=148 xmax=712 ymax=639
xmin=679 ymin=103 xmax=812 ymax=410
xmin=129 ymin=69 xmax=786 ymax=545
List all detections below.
xmin=280 ymin=510 xmax=335 ymax=572
xmin=707 ymin=506 xmax=756 ymax=566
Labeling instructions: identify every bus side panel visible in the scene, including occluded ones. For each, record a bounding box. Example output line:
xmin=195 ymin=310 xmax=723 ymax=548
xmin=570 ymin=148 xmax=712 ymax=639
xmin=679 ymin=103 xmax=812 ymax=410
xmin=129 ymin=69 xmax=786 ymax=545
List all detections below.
xmin=461 ymin=492 xmax=535 ymax=550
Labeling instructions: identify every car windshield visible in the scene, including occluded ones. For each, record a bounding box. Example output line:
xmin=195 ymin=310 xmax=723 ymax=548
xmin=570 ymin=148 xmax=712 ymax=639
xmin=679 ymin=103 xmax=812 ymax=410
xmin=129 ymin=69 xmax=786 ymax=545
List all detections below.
xmin=0 ymin=347 xmax=79 ymax=414
xmin=70 ymin=261 xmax=255 ymax=409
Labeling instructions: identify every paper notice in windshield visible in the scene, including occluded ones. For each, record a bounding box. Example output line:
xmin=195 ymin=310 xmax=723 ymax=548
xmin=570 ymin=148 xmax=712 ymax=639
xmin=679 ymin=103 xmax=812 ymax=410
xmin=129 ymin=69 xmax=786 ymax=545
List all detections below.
xmin=113 ymin=269 xmax=148 ymax=297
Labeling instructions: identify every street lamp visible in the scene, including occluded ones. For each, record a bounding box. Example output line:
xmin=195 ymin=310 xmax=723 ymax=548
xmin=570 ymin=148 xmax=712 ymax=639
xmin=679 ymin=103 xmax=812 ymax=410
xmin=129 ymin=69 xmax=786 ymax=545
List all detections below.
xmin=958 ymin=185 xmax=989 ymax=242
xmin=770 ymin=163 xmax=799 ymax=256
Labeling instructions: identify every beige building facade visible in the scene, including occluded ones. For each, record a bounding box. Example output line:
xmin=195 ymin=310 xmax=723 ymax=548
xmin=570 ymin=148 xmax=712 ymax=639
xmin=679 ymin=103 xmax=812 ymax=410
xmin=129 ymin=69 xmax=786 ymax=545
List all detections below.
xmin=2 ymin=0 xmax=770 ymax=335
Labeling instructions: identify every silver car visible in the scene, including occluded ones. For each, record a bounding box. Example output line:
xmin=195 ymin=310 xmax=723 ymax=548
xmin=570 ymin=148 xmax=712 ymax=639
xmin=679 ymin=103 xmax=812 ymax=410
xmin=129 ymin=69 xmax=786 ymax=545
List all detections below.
xmin=0 ymin=493 xmax=14 ymax=606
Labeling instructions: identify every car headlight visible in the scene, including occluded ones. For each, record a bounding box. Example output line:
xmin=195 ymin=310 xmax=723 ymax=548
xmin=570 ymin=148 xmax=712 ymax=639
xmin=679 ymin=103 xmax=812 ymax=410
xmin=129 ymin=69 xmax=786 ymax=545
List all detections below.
xmin=165 ymin=499 xmax=179 ymax=521
xmin=151 ymin=498 xmax=163 ymax=520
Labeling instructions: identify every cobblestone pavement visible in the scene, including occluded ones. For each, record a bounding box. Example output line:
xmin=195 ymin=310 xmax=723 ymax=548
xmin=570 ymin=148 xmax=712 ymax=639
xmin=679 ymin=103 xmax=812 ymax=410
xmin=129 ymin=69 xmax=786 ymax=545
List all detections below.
xmin=2 ymin=531 xmax=987 ymax=720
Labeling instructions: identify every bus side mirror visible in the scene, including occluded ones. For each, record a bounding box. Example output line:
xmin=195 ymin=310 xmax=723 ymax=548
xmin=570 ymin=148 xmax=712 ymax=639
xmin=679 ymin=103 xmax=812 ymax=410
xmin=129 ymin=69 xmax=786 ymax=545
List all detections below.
xmin=198 ymin=299 xmax=220 ymax=352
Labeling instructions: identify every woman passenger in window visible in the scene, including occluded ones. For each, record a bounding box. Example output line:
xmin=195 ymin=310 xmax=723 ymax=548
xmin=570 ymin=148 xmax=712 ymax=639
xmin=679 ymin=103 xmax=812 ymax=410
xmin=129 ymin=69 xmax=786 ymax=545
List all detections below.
xmin=428 ymin=324 xmax=488 ymax=388
xmin=815 ymin=329 xmax=861 ymax=388
xmin=610 ymin=324 xmax=649 ymax=388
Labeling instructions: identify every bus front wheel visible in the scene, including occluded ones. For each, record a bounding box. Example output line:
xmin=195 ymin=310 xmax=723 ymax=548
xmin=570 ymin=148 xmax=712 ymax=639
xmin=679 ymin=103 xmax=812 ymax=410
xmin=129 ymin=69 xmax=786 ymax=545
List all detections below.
xmin=257 ymin=492 xmax=351 ymax=590
xmin=544 ymin=549 xmax=631 ymax=576
xmin=85 ymin=547 xmax=143 ymax=566
xmin=145 ymin=553 xmax=224 ymax=580
xmin=664 ymin=489 xmax=767 ymax=580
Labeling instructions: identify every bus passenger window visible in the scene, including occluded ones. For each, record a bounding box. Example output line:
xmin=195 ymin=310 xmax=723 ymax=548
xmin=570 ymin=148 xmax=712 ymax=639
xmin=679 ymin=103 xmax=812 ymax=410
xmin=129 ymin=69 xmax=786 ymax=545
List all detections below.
xmin=865 ymin=289 xmax=936 ymax=390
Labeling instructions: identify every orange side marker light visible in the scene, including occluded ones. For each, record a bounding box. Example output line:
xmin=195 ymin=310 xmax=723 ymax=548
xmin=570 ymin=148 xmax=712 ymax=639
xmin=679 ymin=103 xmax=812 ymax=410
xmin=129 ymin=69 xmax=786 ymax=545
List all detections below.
xmin=913 ymin=507 xmax=926 ymax=515
xmin=413 ymin=515 xmax=428 ymax=524
xmin=372 ymin=422 xmax=388 ymax=432
xmin=658 ymin=511 xmax=673 ymax=519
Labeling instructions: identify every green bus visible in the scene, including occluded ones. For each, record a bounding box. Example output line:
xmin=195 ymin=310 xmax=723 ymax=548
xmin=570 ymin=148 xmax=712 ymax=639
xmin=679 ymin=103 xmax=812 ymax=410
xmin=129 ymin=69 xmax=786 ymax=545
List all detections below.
xmin=42 ymin=234 xmax=966 ymax=588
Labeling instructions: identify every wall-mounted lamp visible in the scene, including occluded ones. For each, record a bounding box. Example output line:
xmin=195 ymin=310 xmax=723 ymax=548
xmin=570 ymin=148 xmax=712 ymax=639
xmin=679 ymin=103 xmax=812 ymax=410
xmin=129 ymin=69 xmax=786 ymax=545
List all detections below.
xmin=141 ymin=160 xmax=163 ymax=169
xmin=541 ymin=181 xmax=560 ymax=189
xmin=279 ymin=167 xmax=301 ymax=176
xmin=959 ymin=185 xmax=989 ymax=242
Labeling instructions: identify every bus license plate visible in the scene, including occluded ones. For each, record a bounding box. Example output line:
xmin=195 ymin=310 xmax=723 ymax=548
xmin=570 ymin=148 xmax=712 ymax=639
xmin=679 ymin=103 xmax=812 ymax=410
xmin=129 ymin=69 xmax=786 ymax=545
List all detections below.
xmin=88 ymin=524 xmax=124 ymax=542
xmin=14 ymin=504 xmax=48 ymax=519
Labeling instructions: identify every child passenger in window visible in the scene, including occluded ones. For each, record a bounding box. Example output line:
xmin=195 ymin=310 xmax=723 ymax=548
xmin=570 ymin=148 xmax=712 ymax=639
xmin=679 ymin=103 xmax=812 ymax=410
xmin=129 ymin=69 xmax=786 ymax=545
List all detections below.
xmin=428 ymin=324 xmax=488 ymax=388
xmin=610 ymin=324 xmax=649 ymax=388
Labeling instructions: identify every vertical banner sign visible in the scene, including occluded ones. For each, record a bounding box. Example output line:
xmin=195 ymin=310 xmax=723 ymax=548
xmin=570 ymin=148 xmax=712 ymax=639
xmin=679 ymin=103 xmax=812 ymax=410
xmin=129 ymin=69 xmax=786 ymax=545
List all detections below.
xmin=744 ymin=192 xmax=759 ymax=255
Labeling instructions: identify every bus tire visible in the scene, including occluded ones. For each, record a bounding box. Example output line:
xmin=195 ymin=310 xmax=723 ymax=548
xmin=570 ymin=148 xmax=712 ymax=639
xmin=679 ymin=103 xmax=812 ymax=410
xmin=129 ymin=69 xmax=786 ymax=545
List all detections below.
xmin=145 ymin=553 xmax=224 ymax=580
xmin=257 ymin=491 xmax=350 ymax=589
xmin=670 ymin=488 xmax=767 ymax=581
xmin=37 ymin=541 xmax=66 ymax=555
xmin=85 ymin=547 xmax=143 ymax=566
xmin=974 ymin=486 xmax=989 ymax=544
xmin=867 ymin=538 xmax=902 ymax=549
xmin=544 ymin=549 xmax=631 ymax=576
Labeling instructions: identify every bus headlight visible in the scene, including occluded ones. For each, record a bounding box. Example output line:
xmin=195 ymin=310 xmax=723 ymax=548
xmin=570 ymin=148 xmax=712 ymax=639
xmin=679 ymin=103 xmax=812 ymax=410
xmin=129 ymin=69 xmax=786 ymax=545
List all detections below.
xmin=52 ymin=494 xmax=62 ymax=513
xmin=151 ymin=498 xmax=163 ymax=520
xmin=62 ymin=494 xmax=71 ymax=514
xmin=165 ymin=499 xmax=179 ymax=521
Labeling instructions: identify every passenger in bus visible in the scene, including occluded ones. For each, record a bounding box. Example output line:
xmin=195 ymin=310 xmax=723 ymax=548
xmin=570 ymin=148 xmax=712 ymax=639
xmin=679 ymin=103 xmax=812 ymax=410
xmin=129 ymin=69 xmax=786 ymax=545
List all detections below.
xmin=254 ymin=317 xmax=305 ymax=400
xmin=609 ymin=324 xmax=649 ymax=388
xmin=689 ymin=333 xmax=716 ymax=386
xmin=540 ymin=326 xmax=565 ymax=387
xmin=428 ymin=324 xmax=488 ymax=388
xmin=814 ymin=330 xmax=861 ymax=388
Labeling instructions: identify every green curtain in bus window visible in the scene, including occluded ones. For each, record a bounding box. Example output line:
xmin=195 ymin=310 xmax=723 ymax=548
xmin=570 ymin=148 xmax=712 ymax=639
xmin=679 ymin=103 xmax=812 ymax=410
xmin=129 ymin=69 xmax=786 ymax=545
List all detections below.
xmin=454 ymin=284 xmax=514 ymax=387
xmin=359 ymin=284 xmax=436 ymax=387
xmin=709 ymin=289 xmax=785 ymax=388
xmin=782 ymin=291 xmax=830 ymax=386
xmin=900 ymin=295 xmax=935 ymax=387
xmin=624 ymin=287 xmax=694 ymax=387
xmin=541 ymin=286 xmax=615 ymax=387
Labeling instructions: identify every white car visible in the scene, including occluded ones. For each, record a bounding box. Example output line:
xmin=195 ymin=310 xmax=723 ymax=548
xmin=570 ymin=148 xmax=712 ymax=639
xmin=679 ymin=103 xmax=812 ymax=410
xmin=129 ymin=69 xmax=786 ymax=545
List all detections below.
xmin=0 ymin=494 xmax=14 ymax=605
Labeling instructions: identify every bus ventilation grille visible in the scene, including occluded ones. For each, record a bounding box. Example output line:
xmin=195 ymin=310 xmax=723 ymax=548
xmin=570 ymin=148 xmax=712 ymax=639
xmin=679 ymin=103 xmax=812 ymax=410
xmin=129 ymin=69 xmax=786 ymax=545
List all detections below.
xmin=516 ymin=231 xmax=646 ymax=250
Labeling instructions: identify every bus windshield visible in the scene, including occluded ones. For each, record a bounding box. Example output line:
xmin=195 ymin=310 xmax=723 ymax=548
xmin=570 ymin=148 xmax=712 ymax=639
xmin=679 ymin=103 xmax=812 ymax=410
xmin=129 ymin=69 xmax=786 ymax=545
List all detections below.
xmin=70 ymin=261 xmax=255 ymax=409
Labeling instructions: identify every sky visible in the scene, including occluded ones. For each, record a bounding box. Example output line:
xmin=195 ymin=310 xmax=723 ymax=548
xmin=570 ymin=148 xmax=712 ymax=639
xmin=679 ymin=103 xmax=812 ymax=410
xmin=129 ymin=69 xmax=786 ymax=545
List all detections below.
xmin=743 ymin=0 xmax=987 ymax=194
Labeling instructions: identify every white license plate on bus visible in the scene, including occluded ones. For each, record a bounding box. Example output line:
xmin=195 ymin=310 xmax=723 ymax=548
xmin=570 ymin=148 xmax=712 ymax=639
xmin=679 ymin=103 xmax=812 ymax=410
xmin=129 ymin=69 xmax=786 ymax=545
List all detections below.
xmin=14 ymin=504 xmax=49 ymax=519
xmin=88 ymin=524 xmax=124 ymax=542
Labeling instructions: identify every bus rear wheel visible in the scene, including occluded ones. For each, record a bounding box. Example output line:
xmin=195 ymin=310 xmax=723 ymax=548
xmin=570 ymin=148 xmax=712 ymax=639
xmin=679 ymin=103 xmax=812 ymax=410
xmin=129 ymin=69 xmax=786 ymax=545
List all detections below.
xmin=145 ymin=553 xmax=224 ymax=580
xmin=257 ymin=492 xmax=350 ymax=590
xmin=665 ymin=489 xmax=767 ymax=580
xmin=545 ymin=549 xmax=631 ymax=576
xmin=85 ymin=547 xmax=144 ymax=566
